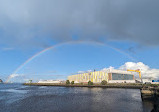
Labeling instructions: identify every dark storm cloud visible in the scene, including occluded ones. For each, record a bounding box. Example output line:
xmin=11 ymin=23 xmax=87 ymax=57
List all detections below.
xmin=0 ymin=0 xmax=159 ymax=48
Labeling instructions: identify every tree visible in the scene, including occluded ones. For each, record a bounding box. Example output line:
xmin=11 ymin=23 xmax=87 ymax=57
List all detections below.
xmin=66 ymin=80 xmax=70 ymax=85
xmin=29 ymin=80 xmax=32 ymax=83
xmin=71 ymin=81 xmax=74 ymax=85
xmin=101 ymin=80 xmax=107 ymax=85
xmin=88 ymin=81 xmax=93 ymax=85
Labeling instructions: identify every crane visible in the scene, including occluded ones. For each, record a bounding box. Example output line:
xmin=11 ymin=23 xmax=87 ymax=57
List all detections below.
xmin=127 ymin=69 xmax=142 ymax=82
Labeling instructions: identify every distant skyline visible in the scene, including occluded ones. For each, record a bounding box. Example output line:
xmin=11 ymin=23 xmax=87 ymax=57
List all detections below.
xmin=0 ymin=0 xmax=159 ymax=82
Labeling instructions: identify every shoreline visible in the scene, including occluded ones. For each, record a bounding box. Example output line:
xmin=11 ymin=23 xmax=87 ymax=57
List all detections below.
xmin=23 ymin=83 xmax=143 ymax=89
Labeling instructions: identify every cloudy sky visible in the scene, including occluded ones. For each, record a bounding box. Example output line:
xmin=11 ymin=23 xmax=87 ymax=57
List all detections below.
xmin=0 ymin=0 xmax=159 ymax=82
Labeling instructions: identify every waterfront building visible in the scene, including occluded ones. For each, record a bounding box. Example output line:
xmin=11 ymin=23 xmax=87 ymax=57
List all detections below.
xmin=152 ymin=80 xmax=159 ymax=84
xmin=68 ymin=69 xmax=135 ymax=83
xmin=38 ymin=80 xmax=63 ymax=83
xmin=139 ymin=78 xmax=152 ymax=84
xmin=68 ymin=71 xmax=107 ymax=83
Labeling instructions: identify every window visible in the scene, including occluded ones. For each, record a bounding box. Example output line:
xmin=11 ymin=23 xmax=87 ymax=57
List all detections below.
xmin=112 ymin=73 xmax=133 ymax=80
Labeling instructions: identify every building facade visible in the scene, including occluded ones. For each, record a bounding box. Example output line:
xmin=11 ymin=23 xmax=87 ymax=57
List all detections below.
xmin=68 ymin=69 xmax=135 ymax=83
xmin=68 ymin=71 xmax=108 ymax=83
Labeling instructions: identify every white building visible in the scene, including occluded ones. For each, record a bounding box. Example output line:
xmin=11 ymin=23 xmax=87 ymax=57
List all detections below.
xmin=38 ymin=80 xmax=62 ymax=83
xmin=68 ymin=69 xmax=135 ymax=83
xmin=106 ymin=69 xmax=135 ymax=83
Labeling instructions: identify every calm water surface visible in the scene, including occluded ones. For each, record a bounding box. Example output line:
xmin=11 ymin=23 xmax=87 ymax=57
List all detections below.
xmin=0 ymin=84 xmax=154 ymax=112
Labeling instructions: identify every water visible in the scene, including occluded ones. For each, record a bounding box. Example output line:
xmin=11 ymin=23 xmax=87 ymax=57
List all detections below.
xmin=0 ymin=84 xmax=154 ymax=112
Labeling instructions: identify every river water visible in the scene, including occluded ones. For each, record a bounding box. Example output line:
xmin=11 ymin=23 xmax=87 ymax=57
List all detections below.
xmin=0 ymin=84 xmax=154 ymax=112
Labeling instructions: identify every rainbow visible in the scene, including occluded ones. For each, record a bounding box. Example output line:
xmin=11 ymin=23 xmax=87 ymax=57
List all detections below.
xmin=6 ymin=41 xmax=137 ymax=83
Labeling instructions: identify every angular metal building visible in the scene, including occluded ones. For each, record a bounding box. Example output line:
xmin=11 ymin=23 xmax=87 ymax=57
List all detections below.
xmin=68 ymin=69 xmax=135 ymax=83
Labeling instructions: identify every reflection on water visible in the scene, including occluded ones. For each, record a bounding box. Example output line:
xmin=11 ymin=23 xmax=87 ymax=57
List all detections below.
xmin=151 ymin=103 xmax=159 ymax=112
xmin=143 ymin=99 xmax=159 ymax=112
xmin=0 ymin=84 xmax=155 ymax=112
xmin=0 ymin=88 xmax=27 ymax=93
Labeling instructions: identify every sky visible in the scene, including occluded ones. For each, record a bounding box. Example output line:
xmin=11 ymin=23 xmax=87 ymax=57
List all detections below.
xmin=0 ymin=0 xmax=159 ymax=82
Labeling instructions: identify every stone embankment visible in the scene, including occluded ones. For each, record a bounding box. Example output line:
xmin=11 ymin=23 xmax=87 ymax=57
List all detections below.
xmin=24 ymin=83 xmax=142 ymax=89
xmin=141 ymin=86 xmax=159 ymax=111
xmin=141 ymin=86 xmax=159 ymax=100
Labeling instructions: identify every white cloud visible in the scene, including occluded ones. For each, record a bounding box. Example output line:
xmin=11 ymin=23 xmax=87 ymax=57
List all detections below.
xmin=9 ymin=74 xmax=20 ymax=78
xmin=6 ymin=73 xmax=25 ymax=83
xmin=119 ymin=62 xmax=159 ymax=79
xmin=2 ymin=47 xmax=14 ymax=51
xmin=77 ymin=71 xmax=85 ymax=74
xmin=102 ymin=66 xmax=115 ymax=72
xmin=77 ymin=70 xmax=93 ymax=74
xmin=101 ymin=62 xmax=159 ymax=79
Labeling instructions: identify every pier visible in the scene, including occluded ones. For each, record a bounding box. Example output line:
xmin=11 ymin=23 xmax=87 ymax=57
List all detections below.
xmin=141 ymin=86 xmax=159 ymax=100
